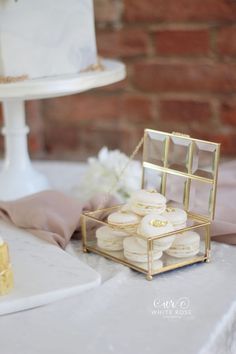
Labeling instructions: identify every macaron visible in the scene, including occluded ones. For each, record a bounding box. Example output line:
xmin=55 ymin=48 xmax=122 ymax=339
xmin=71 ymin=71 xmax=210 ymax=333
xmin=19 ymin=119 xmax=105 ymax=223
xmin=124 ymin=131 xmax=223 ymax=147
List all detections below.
xmin=130 ymin=189 xmax=167 ymax=216
xmin=162 ymin=207 xmax=187 ymax=230
xmin=123 ymin=236 xmax=162 ymax=263
xmin=107 ymin=211 xmax=140 ymax=235
xmin=96 ymin=226 xmax=126 ymax=251
xmin=137 ymin=214 xmax=175 ymax=251
xmin=120 ymin=203 xmax=132 ymax=213
xmin=165 ymin=231 xmax=200 ymax=258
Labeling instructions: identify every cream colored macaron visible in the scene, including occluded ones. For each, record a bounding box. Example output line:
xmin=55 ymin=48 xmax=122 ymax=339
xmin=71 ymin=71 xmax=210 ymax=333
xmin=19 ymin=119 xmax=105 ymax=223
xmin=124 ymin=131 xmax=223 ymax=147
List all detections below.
xmin=123 ymin=237 xmax=162 ymax=263
xmin=162 ymin=207 xmax=187 ymax=230
xmin=96 ymin=226 xmax=126 ymax=251
xmin=165 ymin=231 xmax=200 ymax=258
xmin=120 ymin=203 xmax=132 ymax=213
xmin=107 ymin=211 xmax=140 ymax=235
xmin=137 ymin=214 xmax=175 ymax=251
xmin=130 ymin=189 xmax=167 ymax=216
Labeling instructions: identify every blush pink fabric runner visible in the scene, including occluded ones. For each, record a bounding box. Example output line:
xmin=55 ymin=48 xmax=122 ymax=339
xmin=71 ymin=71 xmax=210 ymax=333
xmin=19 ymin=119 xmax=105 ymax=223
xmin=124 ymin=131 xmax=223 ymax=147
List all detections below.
xmin=0 ymin=159 xmax=235 ymax=248
xmin=0 ymin=191 xmax=117 ymax=249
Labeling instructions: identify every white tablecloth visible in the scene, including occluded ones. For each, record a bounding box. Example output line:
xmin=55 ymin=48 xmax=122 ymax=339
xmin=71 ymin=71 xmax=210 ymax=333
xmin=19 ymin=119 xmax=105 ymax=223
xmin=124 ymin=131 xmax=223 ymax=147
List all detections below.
xmin=1 ymin=160 xmax=236 ymax=354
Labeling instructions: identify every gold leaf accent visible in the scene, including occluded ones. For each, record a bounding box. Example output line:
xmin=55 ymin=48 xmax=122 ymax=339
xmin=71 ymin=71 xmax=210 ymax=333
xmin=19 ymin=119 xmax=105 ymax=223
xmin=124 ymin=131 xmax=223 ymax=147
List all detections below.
xmin=0 ymin=75 xmax=28 ymax=84
xmin=166 ymin=207 xmax=176 ymax=213
xmin=150 ymin=219 xmax=168 ymax=227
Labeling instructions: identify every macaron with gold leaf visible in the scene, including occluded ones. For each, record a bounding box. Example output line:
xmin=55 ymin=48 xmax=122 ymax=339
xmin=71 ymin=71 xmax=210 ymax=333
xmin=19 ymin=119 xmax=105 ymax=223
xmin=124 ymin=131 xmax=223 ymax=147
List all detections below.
xmin=137 ymin=214 xmax=175 ymax=251
xmin=162 ymin=207 xmax=187 ymax=230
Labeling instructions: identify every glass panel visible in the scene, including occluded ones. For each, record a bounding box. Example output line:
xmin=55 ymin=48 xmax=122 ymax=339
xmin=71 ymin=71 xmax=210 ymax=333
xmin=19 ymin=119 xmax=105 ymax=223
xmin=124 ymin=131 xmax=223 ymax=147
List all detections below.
xmin=165 ymin=174 xmax=187 ymax=208
xmin=168 ymin=136 xmax=191 ymax=173
xmin=189 ymin=180 xmax=213 ymax=218
xmin=161 ymin=224 xmax=207 ymax=270
xmin=142 ymin=167 xmax=163 ymax=193
xmin=144 ymin=131 xmax=166 ymax=166
xmin=192 ymin=141 xmax=217 ymax=179
xmin=83 ymin=210 xmax=209 ymax=277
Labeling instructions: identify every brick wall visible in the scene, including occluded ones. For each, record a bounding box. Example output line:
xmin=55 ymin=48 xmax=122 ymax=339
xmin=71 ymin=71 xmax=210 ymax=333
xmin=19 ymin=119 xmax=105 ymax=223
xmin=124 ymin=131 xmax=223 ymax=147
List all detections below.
xmin=1 ymin=0 xmax=236 ymax=160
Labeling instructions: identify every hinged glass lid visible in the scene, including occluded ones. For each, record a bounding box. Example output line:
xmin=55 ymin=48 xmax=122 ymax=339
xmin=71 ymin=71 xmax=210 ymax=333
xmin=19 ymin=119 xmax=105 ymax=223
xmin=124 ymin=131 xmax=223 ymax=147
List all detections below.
xmin=142 ymin=129 xmax=221 ymax=221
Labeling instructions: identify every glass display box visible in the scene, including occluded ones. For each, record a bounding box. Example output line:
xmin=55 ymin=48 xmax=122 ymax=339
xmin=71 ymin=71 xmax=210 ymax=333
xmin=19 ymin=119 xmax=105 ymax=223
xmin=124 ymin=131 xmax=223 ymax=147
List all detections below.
xmin=82 ymin=130 xmax=220 ymax=280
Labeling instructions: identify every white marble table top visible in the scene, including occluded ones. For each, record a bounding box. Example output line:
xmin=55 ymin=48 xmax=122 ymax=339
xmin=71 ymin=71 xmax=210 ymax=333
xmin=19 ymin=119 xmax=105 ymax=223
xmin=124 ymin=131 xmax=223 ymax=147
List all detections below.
xmin=0 ymin=221 xmax=100 ymax=315
xmin=0 ymin=160 xmax=236 ymax=354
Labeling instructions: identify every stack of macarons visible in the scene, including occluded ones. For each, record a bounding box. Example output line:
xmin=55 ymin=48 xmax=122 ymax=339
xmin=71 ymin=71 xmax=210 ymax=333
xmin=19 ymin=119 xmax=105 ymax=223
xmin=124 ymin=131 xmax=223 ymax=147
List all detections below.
xmin=95 ymin=189 xmax=201 ymax=267
xmin=96 ymin=211 xmax=140 ymax=251
xmin=123 ymin=237 xmax=163 ymax=270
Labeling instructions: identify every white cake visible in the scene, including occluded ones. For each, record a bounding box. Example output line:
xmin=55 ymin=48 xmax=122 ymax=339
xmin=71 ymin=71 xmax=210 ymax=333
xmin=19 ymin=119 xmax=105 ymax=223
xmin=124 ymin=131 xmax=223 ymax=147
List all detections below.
xmin=0 ymin=0 xmax=97 ymax=81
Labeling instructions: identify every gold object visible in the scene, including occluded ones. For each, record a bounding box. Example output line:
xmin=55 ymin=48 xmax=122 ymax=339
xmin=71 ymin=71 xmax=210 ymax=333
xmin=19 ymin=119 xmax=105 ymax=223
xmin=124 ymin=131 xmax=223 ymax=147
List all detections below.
xmin=82 ymin=129 xmax=220 ymax=280
xmin=80 ymin=56 xmax=105 ymax=73
xmin=0 ymin=243 xmax=10 ymax=272
xmin=0 ymin=75 xmax=28 ymax=84
xmin=0 ymin=265 xmax=14 ymax=296
xmin=150 ymin=220 xmax=168 ymax=227
xmin=165 ymin=207 xmax=176 ymax=213
xmin=0 ymin=241 xmax=14 ymax=295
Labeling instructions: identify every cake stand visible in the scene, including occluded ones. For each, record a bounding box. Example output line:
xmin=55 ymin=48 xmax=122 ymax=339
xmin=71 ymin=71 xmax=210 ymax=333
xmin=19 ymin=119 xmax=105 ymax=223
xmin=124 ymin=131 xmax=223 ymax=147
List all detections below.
xmin=0 ymin=59 xmax=126 ymax=200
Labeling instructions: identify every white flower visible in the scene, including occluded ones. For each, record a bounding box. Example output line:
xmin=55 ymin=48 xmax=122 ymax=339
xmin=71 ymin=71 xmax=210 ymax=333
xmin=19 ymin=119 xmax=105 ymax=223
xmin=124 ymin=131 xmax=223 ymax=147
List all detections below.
xmin=73 ymin=147 xmax=142 ymax=202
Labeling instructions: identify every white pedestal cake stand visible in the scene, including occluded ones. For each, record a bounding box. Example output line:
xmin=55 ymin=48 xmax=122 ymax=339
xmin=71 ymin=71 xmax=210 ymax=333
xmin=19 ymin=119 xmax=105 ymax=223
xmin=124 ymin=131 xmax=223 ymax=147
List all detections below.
xmin=0 ymin=59 xmax=126 ymax=200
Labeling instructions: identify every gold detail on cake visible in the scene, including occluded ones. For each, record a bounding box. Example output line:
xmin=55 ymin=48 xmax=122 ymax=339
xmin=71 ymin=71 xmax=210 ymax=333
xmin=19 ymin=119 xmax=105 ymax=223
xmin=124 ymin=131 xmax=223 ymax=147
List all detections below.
xmin=150 ymin=219 xmax=168 ymax=227
xmin=81 ymin=56 xmax=105 ymax=73
xmin=166 ymin=207 xmax=176 ymax=213
xmin=0 ymin=75 xmax=28 ymax=84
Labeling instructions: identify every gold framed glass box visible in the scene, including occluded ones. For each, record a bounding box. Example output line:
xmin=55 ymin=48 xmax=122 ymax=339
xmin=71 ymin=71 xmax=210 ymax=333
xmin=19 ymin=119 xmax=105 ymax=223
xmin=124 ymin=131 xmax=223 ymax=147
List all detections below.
xmin=82 ymin=129 xmax=220 ymax=280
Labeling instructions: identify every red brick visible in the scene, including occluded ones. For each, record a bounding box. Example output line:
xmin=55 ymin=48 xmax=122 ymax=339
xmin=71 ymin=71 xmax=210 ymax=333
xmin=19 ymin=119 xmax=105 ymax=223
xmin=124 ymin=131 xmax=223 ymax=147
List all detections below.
xmin=26 ymin=100 xmax=45 ymax=155
xmin=221 ymin=99 xmax=236 ymax=126
xmin=97 ymin=29 xmax=149 ymax=58
xmin=193 ymin=131 xmax=236 ymax=155
xmin=121 ymin=95 xmax=154 ymax=122
xmin=77 ymin=125 xmax=135 ymax=155
xmin=98 ymin=78 xmax=128 ymax=92
xmin=94 ymin=0 xmax=123 ymax=25
xmin=217 ymin=26 xmax=236 ymax=56
xmin=215 ymin=134 xmax=236 ymax=155
xmin=160 ymin=100 xmax=212 ymax=122
xmin=132 ymin=62 xmax=236 ymax=93
xmin=45 ymin=121 xmax=78 ymax=153
xmin=155 ymin=30 xmax=210 ymax=56
xmin=42 ymin=94 xmax=121 ymax=123
xmin=124 ymin=0 xmax=236 ymax=22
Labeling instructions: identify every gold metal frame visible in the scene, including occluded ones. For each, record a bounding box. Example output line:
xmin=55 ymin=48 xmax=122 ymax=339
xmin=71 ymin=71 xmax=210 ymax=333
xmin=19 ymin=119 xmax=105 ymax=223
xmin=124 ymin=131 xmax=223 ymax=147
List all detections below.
xmin=82 ymin=129 xmax=220 ymax=280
